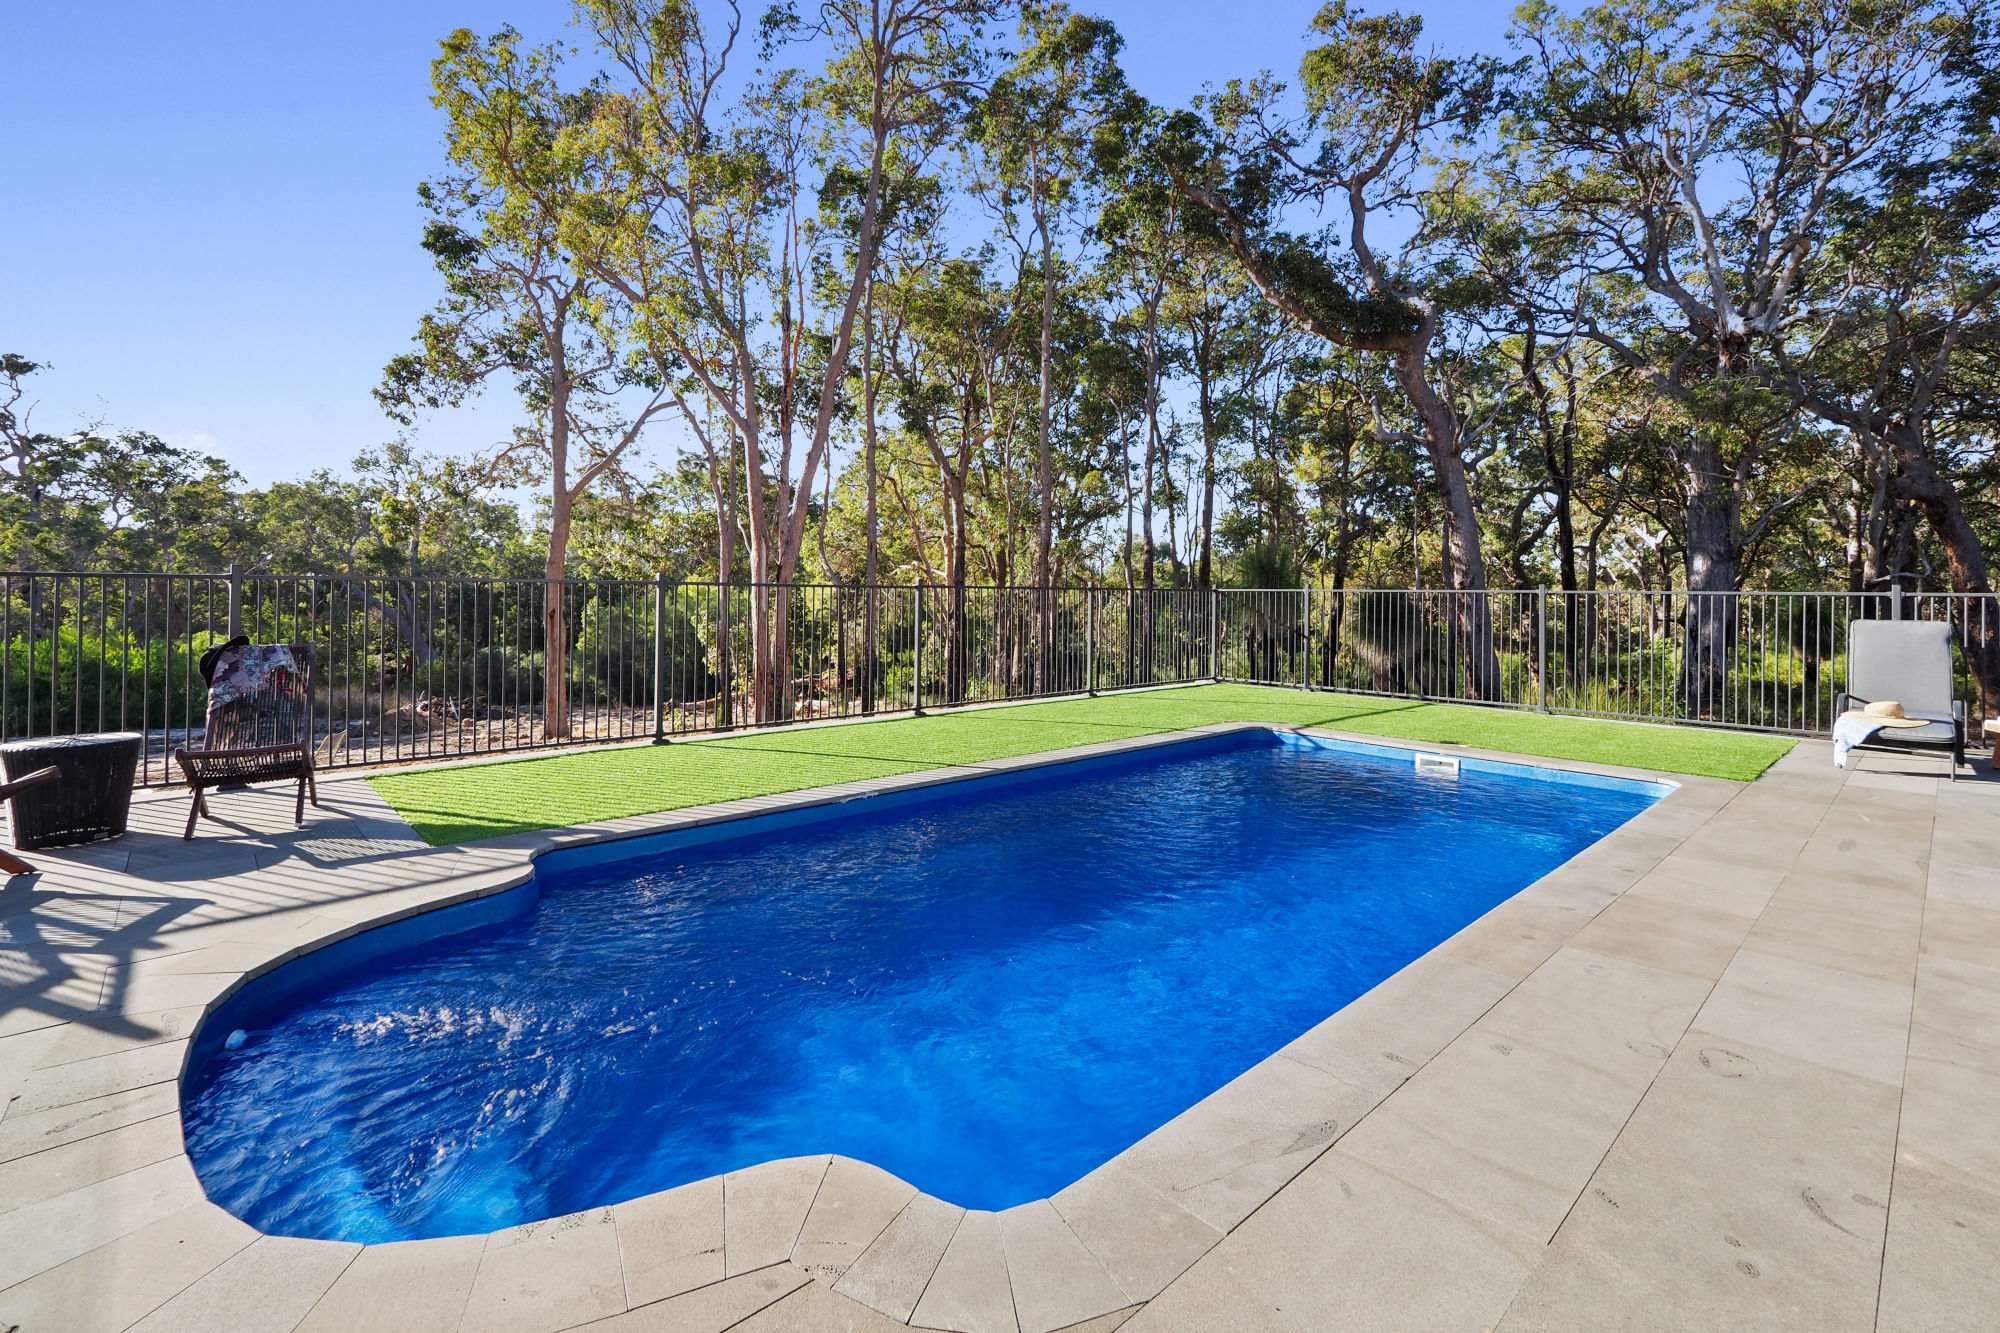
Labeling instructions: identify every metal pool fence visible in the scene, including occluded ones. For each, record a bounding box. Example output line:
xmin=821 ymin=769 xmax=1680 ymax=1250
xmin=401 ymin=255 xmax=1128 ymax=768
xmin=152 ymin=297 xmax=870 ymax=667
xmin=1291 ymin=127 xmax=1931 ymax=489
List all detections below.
xmin=2 ymin=571 xmax=1993 ymax=785
xmin=1216 ymin=585 xmax=1998 ymax=736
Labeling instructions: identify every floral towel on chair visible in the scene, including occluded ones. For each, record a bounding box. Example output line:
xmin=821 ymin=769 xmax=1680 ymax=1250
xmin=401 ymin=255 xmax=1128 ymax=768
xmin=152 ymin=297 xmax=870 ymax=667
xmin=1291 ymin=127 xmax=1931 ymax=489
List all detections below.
xmin=204 ymin=644 xmax=302 ymax=748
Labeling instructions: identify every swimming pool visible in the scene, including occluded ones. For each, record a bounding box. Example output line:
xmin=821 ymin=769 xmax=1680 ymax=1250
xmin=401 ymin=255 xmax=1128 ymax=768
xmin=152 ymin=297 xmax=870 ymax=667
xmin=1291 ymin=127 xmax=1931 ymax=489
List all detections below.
xmin=181 ymin=729 xmax=1666 ymax=1243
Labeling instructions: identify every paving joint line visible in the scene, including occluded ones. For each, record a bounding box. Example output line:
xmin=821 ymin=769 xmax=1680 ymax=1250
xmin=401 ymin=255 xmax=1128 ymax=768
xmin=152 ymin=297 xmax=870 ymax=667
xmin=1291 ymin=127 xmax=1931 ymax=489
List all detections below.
xmin=1870 ymin=786 xmax=1940 ymax=1333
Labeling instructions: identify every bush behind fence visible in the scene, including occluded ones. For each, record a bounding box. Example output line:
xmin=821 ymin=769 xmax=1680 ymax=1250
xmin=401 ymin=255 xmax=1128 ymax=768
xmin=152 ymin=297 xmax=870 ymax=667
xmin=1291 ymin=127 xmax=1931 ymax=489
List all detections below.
xmin=2 ymin=572 xmax=1992 ymax=785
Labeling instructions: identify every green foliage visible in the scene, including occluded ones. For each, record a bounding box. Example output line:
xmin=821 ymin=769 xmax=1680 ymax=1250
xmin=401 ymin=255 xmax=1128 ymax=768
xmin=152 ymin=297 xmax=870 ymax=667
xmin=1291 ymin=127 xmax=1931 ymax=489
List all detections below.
xmin=1 ymin=623 xmax=219 ymax=739
xmin=1233 ymin=540 xmax=1304 ymax=589
xmin=574 ymin=593 xmax=715 ymax=704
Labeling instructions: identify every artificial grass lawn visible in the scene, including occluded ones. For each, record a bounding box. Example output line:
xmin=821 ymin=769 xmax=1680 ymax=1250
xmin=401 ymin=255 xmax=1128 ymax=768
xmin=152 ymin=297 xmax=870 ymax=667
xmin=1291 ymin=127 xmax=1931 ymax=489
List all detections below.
xmin=368 ymin=683 xmax=1795 ymax=846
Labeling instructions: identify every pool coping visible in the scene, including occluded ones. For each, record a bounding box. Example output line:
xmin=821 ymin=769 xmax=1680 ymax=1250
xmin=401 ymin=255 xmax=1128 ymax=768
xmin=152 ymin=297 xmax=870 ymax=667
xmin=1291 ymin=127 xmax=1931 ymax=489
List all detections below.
xmin=4 ymin=722 xmax=1741 ymax=1332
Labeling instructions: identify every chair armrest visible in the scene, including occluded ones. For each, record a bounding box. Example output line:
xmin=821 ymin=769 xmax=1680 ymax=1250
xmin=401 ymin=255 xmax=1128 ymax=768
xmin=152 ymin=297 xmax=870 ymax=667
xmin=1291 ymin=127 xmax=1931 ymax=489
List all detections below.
xmin=1834 ymin=692 xmax=1855 ymax=715
xmin=0 ymin=766 xmax=61 ymax=800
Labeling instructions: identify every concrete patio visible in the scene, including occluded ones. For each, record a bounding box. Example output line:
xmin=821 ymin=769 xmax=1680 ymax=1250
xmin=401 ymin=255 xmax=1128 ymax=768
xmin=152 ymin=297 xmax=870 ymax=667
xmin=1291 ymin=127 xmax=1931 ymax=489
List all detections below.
xmin=1 ymin=724 xmax=1994 ymax=1332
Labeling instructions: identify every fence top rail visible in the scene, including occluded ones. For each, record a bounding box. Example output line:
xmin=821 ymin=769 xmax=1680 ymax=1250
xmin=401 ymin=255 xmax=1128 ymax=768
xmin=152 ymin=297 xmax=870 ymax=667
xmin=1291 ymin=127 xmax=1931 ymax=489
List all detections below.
xmin=0 ymin=572 xmax=1990 ymax=602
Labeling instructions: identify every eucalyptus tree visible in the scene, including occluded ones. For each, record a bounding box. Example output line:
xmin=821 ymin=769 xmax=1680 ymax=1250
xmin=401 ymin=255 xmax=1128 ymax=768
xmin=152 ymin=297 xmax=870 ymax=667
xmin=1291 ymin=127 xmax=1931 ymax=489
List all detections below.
xmin=1095 ymin=99 xmax=1191 ymax=596
xmin=1509 ymin=0 xmax=1967 ymax=713
xmin=1769 ymin=7 xmax=2000 ymax=704
xmin=380 ymin=27 xmax=671 ymax=736
xmin=880 ymin=252 xmax=1026 ymax=698
xmin=1 ymin=355 xmax=246 ymax=573
xmin=573 ymin=0 xmax=994 ymax=722
xmin=831 ymin=163 xmax=951 ymax=710
xmin=1164 ymin=2 xmax=1508 ymax=697
xmin=977 ymin=1 xmax=1128 ymax=594
xmin=1069 ymin=331 xmax=1147 ymax=585
xmin=1169 ymin=240 xmax=1262 ymax=588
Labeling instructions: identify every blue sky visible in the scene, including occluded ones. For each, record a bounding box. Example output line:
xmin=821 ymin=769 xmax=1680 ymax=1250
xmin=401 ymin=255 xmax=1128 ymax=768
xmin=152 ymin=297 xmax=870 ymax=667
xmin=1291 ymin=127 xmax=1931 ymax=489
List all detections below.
xmin=7 ymin=1 xmax=1519 ymax=489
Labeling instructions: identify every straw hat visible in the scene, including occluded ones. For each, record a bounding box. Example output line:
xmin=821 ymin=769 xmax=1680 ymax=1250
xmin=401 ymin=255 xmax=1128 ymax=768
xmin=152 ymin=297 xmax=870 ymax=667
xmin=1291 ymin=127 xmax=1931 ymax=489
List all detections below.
xmin=1846 ymin=699 xmax=1931 ymax=729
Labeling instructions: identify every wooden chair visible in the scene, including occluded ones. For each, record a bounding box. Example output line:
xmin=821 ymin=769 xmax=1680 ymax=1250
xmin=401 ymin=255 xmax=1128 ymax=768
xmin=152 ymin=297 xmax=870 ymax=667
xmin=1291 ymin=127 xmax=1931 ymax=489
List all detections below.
xmin=174 ymin=643 xmax=319 ymax=838
xmin=0 ymin=766 xmax=61 ymax=875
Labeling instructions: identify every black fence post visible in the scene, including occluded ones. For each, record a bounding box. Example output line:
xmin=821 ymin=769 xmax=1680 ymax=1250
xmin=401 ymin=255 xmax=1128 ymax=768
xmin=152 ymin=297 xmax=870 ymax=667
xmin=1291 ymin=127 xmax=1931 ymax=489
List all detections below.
xmin=1538 ymin=586 xmax=1551 ymax=712
xmin=912 ymin=582 xmax=925 ymax=716
xmin=652 ymin=572 xmax=667 ymax=743
xmin=1085 ymin=588 xmax=1097 ymax=696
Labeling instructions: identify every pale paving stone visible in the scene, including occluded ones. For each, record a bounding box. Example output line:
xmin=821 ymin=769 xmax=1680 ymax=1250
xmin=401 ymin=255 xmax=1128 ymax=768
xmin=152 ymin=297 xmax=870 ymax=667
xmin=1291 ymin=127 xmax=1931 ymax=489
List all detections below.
xmin=1279 ymin=951 xmax=1518 ymax=1096
xmin=1927 ymin=858 xmax=2000 ymax=910
xmin=1697 ymin=948 xmax=1912 ymax=1087
xmin=129 ymin=905 xmax=341 ymax=960
xmin=1336 ymin=1022 xmax=1655 ymax=1244
xmin=1512 ymin=861 xmax=1625 ymax=915
xmin=1554 ymin=829 xmax=1686 ymax=884
xmin=1824 ymin=777 xmax=1939 ymax=818
xmin=1790 ymin=835 xmax=1932 ymax=893
xmin=579 ymin=1264 xmax=809 ymax=1331
xmin=1623 ymin=855 xmax=1785 ymax=919
xmin=1435 ymin=897 xmax=1588 ymax=977
xmin=1777 ymin=872 xmax=1929 ymax=932
xmin=791 ymin=1156 xmax=917 ymax=1282
xmin=1566 ymin=891 xmax=1755 ymax=980
xmin=0 ymin=1079 xmax=178 ymax=1163
xmin=1128 ymin=1148 xmax=1540 ymax=1333
xmin=1496 ymin=1032 xmax=1899 ymax=1333
xmin=1877 ymin=1152 xmax=2000 ymax=1333
xmin=996 ymin=1200 xmax=1129 ymax=1333
xmin=0 ymin=982 xmax=99 ymax=1039
xmin=833 ymin=1191 xmax=964 ymax=1322
xmin=460 ymin=1207 xmax=628 ymax=1333
xmin=1477 ymin=946 xmax=1709 ymax=1087
xmin=1051 ymin=1308 xmax=1140 ymax=1333
xmin=1842 ymin=764 xmax=1950 ymax=794
xmin=1907 ymin=954 xmax=2000 ymax=1069
xmin=730 ymin=1279 xmax=910 ymax=1330
xmin=1696 ymin=781 xmax=1829 ymax=819
xmin=1896 ymin=1053 xmax=2000 ymax=1188
xmin=0 ymin=1108 xmax=184 ymax=1213
xmin=1613 ymin=799 xmax=1717 ymax=841
xmin=30 ymin=1003 xmax=204 ymax=1067
xmin=1742 ymin=897 xmax=1921 ymax=985
xmin=0 ymin=1023 xmax=61 ymax=1114
xmin=1112 ymin=1051 xmax=1379 ymax=1233
xmin=0 ymin=885 xmax=126 ymax=933
xmin=1050 ymin=1162 xmax=1220 ymax=1302
xmin=1919 ymin=899 xmax=2000 ymax=968
xmin=1671 ymin=828 xmax=1810 ymax=876
xmin=909 ymin=1208 xmax=1016 ymax=1333
xmin=0 ymin=1201 xmax=256 ymax=1333
xmin=95 ymin=968 xmax=236 ymax=1016
xmin=110 ymin=939 xmax=300 ymax=977
xmin=7 ymin=1036 xmax=186 ymax=1117
xmin=0 ymin=1153 xmax=205 ymax=1289
xmin=293 ymin=1233 xmax=485 ymax=1333
xmin=615 ymin=1175 xmax=726 ymax=1306
xmin=1929 ymin=834 xmax=2000 ymax=875
xmin=128 ymin=1233 xmax=358 ymax=1333
xmin=725 ymin=1155 xmax=829 ymax=1277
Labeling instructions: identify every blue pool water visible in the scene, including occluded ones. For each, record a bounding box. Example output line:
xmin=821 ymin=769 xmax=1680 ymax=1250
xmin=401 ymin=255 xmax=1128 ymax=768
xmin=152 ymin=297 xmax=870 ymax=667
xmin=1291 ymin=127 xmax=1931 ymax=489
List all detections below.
xmin=181 ymin=730 xmax=1663 ymax=1242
